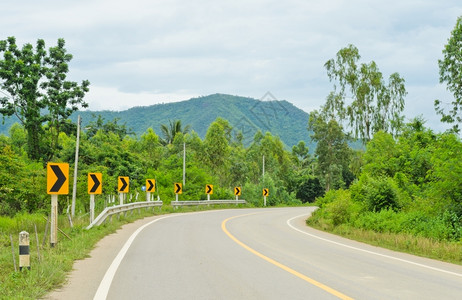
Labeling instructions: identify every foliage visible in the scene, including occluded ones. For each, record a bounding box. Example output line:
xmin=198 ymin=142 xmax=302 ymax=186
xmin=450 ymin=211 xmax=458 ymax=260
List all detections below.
xmin=296 ymin=177 xmax=324 ymax=203
xmin=309 ymin=111 xmax=354 ymax=191
xmin=310 ymin=116 xmax=462 ymax=243
xmin=160 ymin=119 xmax=191 ymax=146
xmin=203 ymin=118 xmax=231 ymax=184
xmin=0 ymin=37 xmax=89 ymax=162
xmin=435 ymin=16 xmax=462 ymax=133
xmin=85 ymin=114 xmax=132 ymax=140
xmin=351 ymin=175 xmax=400 ymax=212
xmin=311 ymin=189 xmax=360 ymax=226
xmin=0 ymin=142 xmax=46 ymax=216
xmin=41 ymin=38 xmax=90 ymax=160
xmin=323 ymin=44 xmax=406 ymax=142
xmin=425 ymin=133 xmax=462 ymax=211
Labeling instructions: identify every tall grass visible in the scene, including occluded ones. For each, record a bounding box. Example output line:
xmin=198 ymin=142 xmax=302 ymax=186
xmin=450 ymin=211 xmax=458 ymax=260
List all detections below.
xmin=0 ymin=208 xmax=162 ymax=299
xmin=308 ymin=220 xmax=462 ymax=265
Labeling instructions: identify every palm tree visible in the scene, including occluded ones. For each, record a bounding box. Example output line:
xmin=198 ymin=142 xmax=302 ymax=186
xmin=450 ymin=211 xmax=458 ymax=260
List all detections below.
xmin=159 ymin=120 xmax=191 ymax=145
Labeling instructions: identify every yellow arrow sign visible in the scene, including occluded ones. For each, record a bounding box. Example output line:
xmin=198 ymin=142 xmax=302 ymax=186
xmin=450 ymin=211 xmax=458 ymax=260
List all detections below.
xmin=174 ymin=183 xmax=182 ymax=194
xmin=146 ymin=179 xmax=156 ymax=192
xmin=206 ymin=184 xmax=213 ymax=195
xmin=47 ymin=163 xmax=69 ymax=195
xmin=234 ymin=187 xmax=241 ymax=196
xmin=118 ymin=176 xmax=129 ymax=193
xmin=88 ymin=173 xmax=102 ymax=194
xmin=263 ymin=188 xmax=269 ymax=196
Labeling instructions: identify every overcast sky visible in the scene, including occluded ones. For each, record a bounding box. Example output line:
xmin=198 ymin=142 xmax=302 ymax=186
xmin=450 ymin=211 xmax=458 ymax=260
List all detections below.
xmin=1 ymin=0 xmax=462 ymax=132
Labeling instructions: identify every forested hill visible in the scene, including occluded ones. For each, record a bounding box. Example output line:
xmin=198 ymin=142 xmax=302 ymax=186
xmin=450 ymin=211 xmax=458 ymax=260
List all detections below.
xmin=1 ymin=93 xmax=312 ymax=148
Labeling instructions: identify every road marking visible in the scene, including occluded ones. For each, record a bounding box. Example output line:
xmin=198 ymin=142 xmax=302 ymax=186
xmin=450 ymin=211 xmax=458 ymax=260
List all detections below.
xmin=94 ymin=210 xmax=220 ymax=299
xmin=93 ymin=215 xmax=175 ymax=300
xmin=287 ymin=214 xmax=462 ymax=278
xmin=222 ymin=214 xmax=354 ymax=300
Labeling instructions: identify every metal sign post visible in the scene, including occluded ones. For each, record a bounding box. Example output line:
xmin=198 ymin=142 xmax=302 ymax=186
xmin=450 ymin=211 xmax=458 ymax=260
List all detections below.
xmin=47 ymin=163 xmax=69 ymax=247
xmin=146 ymin=179 xmax=155 ymax=202
xmin=175 ymin=183 xmax=182 ymax=202
xmin=88 ymin=173 xmax=102 ymax=225
xmin=50 ymin=195 xmax=58 ymax=247
xmin=118 ymin=176 xmax=129 ymax=205
xmin=263 ymin=188 xmax=269 ymax=207
xmin=234 ymin=187 xmax=241 ymax=202
xmin=90 ymin=194 xmax=95 ymax=223
xmin=206 ymin=184 xmax=213 ymax=201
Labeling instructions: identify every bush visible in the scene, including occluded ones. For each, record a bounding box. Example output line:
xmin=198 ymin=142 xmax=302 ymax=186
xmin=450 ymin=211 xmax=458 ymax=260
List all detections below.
xmin=351 ymin=209 xmax=462 ymax=242
xmin=351 ymin=175 xmax=400 ymax=212
xmin=315 ymin=189 xmax=340 ymax=208
xmin=296 ymin=177 xmax=324 ymax=203
xmin=312 ymin=189 xmax=360 ymax=226
xmin=353 ymin=210 xmax=403 ymax=233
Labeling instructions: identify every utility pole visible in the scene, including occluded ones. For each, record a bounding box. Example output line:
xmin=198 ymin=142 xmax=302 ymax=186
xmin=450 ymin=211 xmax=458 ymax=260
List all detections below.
xmin=262 ymin=155 xmax=265 ymax=178
xmin=71 ymin=115 xmax=81 ymax=218
xmin=183 ymin=142 xmax=186 ymax=186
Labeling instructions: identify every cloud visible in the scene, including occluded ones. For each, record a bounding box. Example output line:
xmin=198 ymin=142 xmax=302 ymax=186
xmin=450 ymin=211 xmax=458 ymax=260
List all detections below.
xmin=84 ymin=86 xmax=197 ymax=111
xmin=1 ymin=0 xmax=462 ymax=131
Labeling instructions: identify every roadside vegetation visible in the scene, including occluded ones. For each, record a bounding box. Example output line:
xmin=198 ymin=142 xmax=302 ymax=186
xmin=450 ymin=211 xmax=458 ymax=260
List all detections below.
xmin=307 ymin=16 xmax=462 ymax=264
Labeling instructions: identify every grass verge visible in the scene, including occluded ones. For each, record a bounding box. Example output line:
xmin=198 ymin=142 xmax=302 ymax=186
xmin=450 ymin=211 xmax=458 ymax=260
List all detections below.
xmin=307 ymin=219 xmax=462 ymax=265
xmin=0 ymin=205 xmax=197 ymax=299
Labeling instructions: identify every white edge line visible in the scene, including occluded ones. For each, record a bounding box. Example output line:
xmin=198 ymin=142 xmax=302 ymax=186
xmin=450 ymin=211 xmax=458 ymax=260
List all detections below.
xmin=93 ymin=210 xmax=222 ymax=300
xmin=287 ymin=214 xmax=462 ymax=278
xmin=93 ymin=214 xmax=175 ymax=300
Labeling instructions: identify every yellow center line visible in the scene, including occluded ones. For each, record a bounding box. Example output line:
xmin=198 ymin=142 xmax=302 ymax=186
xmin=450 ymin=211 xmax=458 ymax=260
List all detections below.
xmin=222 ymin=213 xmax=354 ymax=300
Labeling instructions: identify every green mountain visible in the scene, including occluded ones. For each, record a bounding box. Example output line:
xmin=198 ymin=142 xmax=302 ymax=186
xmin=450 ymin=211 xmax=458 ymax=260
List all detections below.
xmin=0 ymin=93 xmax=313 ymax=148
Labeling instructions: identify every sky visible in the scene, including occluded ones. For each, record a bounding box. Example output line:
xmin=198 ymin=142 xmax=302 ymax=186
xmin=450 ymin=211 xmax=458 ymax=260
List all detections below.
xmin=1 ymin=0 xmax=462 ymax=132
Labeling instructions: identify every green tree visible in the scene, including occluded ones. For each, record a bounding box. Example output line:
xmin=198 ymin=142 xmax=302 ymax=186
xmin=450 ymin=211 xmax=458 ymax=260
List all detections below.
xmin=292 ymin=140 xmax=310 ymax=167
xmin=323 ymin=44 xmax=407 ymax=142
xmin=296 ymin=177 xmax=324 ymax=203
xmin=137 ymin=128 xmax=162 ymax=170
xmin=8 ymin=122 xmax=27 ymax=155
xmin=41 ymin=38 xmax=89 ymax=159
xmin=160 ymin=119 xmax=191 ymax=145
xmin=203 ymin=118 xmax=231 ymax=184
xmin=309 ymin=111 xmax=353 ymax=191
xmin=86 ymin=115 xmax=132 ymax=140
xmin=426 ymin=133 xmax=462 ymax=211
xmin=435 ymin=16 xmax=462 ymax=133
xmin=0 ymin=37 xmax=89 ymax=161
xmin=0 ymin=37 xmax=47 ymax=160
xmin=0 ymin=142 xmax=45 ymax=215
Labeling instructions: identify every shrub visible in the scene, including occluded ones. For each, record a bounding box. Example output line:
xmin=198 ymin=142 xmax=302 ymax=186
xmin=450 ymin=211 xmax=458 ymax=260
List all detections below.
xmin=296 ymin=177 xmax=324 ymax=203
xmin=351 ymin=175 xmax=400 ymax=212
xmin=313 ymin=189 xmax=360 ymax=226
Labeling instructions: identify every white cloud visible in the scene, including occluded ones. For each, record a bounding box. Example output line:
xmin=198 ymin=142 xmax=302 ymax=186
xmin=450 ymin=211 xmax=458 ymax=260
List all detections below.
xmin=84 ymin=86 xmax=197 ymax=111
xmin=1 ymin=0 xmax=462 ymax=131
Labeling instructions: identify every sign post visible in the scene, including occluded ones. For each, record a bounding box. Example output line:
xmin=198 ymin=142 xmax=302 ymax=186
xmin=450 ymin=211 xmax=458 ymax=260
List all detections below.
xmin=146 ymin=179 xmax=155 ymax=202
xmin=206 ymin=184 xmax=213 ymax=201
xmin=174 ymin=183 xmax=182 ymax=202
xmin=118 ymin=176 xmax=129 ymax=205
xmin=47 ymin=163 xmax=69 ymax=247
xmin=234 ymin=187 xmax=241 ymax=201
xmin=88 ymin=173 xmax=102 ymax=224
xmin=263 ymin=188 xmax=269 ymax=207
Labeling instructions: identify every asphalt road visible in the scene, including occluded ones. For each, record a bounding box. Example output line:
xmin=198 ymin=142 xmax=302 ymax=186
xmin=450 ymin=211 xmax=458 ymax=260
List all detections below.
xmin=48 ymin=207 xmax=462 ymax=299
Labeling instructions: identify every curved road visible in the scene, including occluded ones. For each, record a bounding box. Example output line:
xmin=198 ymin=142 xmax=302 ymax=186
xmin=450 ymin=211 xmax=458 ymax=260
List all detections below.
xmin=48 ymin=207 xmax=462 ymax=299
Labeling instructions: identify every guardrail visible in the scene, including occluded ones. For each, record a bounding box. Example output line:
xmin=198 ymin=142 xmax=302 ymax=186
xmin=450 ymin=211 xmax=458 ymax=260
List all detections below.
xmin=86 ymin=201 xmax=163 ymax=229
xmin=171 ymin=200 xmax=246 ymax=208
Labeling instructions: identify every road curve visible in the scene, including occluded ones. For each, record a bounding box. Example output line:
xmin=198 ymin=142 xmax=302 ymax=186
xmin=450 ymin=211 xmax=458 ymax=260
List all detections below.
xmin=48 ymin=207 xmax=462 ymax=299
